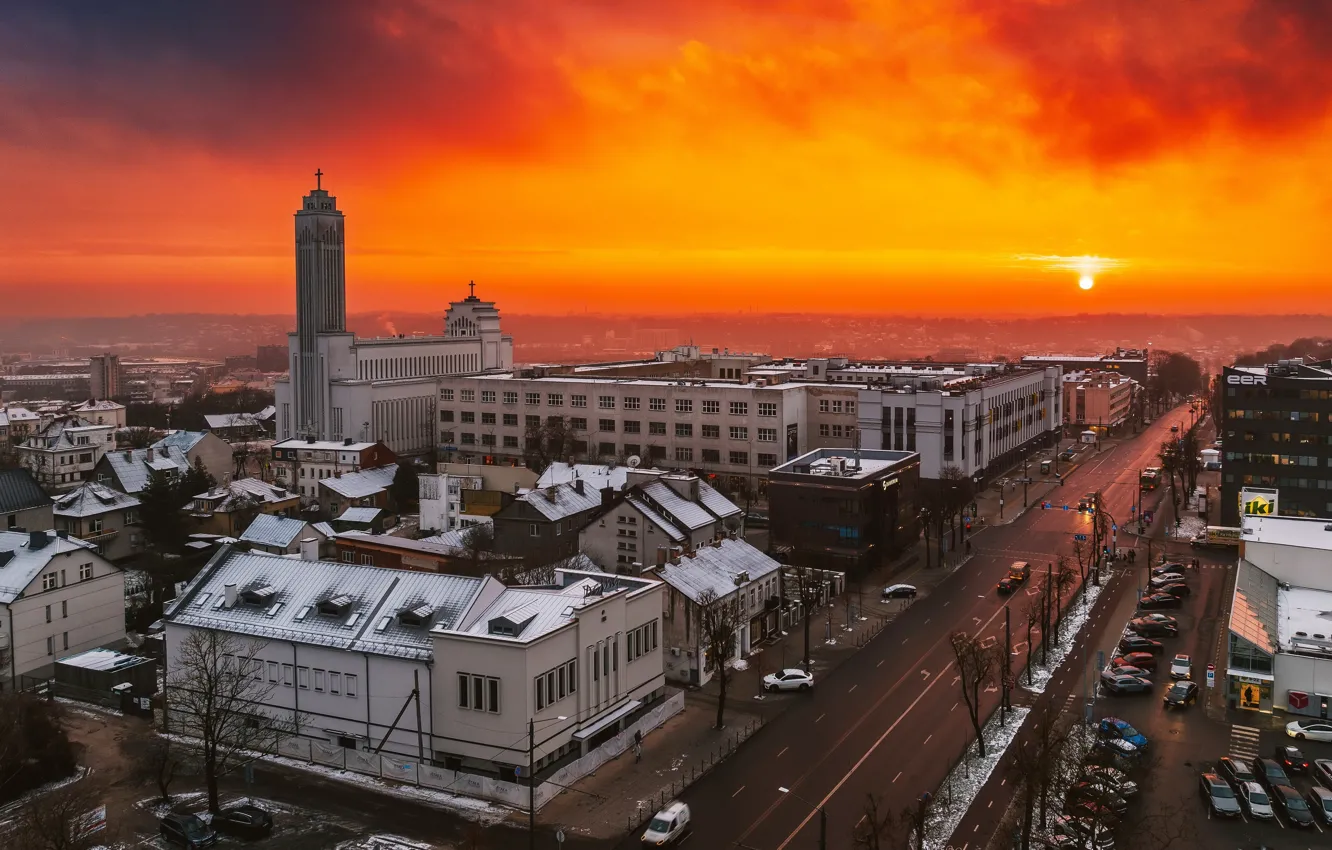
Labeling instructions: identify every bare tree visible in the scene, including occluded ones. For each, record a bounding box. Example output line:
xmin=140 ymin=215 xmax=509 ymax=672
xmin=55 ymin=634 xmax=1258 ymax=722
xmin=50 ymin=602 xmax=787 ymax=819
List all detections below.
xmin=784 ymin=565 xmax=822 ymax=673
xmin=697 ymin=587 xmax=745 ymax=730
xmin=1051 ymin=556 xmax=1078 ymax=642
xmin=1022 ymin=597 xmax=1041 ymax=686
xmin=167 ymin=629 xmax=291 ymax=812
xmin=522 ymin=416 xmax=584 ymax=472
xmin=950 ymin=631 xmax=999 ymax=757
xmin=119 ymin=730 xmax=181 ymax=803
xmin=853 ymin=793 xmax=914 ymax=850
xmin=8 ymin=781 xmax=104 ymax=850
xmin=1070 ymin=538 xmax=1088 ymax=582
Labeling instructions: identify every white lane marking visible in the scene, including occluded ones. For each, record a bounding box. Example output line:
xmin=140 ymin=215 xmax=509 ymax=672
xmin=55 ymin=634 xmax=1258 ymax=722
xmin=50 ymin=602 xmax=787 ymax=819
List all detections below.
xmin=733 ymin=785 xmax=745 ymax=797
xmin=777 ymin=747 xmax=788 ymax=758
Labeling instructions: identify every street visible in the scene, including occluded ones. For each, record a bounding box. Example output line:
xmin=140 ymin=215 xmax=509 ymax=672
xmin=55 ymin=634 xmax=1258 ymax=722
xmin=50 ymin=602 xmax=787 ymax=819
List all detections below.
xmin=611 ymin=409 xmax=1197 ymax=850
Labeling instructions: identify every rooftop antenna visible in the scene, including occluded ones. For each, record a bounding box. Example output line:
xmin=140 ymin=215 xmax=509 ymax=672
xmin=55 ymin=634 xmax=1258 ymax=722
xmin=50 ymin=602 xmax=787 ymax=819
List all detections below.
xmin=853 ymin=422 xmax=861 ymax=470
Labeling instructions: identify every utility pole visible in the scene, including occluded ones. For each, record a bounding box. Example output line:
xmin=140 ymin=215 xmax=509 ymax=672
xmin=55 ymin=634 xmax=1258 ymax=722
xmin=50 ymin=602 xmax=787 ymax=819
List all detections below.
xmin=528 ymin=718 xmax=536 ymax=850
xmin=1003 ymin=605 xmax=1012 ymax=722
xmin=413 ymin=670 xmax=424 ymax=763
xmin=1023 ymin=459 xmax=1029 ymax=508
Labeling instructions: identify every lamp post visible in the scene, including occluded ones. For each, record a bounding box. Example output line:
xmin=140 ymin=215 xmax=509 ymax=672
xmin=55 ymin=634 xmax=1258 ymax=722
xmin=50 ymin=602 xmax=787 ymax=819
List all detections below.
xmin=528 ymin=714 xmax=569 ymax=849
xmin=777 ymin=786 xmax=827 ymax=850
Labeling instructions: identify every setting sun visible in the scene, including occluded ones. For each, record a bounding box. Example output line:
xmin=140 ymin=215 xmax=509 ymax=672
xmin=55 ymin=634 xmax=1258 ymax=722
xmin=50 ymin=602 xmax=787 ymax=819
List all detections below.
xmin=1078 ymin=275 xmax=1095 ymax=291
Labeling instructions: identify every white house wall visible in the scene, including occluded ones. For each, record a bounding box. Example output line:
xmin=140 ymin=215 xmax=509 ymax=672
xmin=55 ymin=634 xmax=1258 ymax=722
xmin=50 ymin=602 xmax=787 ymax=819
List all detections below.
xmin=4 ymin=554 xmax=125 ymax=682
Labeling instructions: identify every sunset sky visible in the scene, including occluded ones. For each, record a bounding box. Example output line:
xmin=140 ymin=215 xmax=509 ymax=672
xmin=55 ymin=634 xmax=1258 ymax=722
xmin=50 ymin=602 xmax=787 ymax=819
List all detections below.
xmin=1 ymin=0 xmax=1330 ymax=317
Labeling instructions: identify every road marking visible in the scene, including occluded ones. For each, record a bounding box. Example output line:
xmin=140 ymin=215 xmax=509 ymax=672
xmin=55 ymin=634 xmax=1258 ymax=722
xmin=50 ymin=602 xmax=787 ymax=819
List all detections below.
xmin=903 ymin=639 xmax=909 ymax=645
xmin=848 ymin=685 xmax=858 ymax=694
xmin=987 ymin=799 xmax=993 ymax=808
xmin=1229 ymin=724 xmax=1261 ymax=760
xmin=951 ymin=702 xmax=958 ymax=712
xmin=924 ymin=734 xmax=932 ymax=744
xmin=921 ymin=669 xmax=930 ymax=680
xmin=733 ymin=786 xmax=745 ymax=797
xmin=944 ymin=600 xmax=950 ymax=607
xmin=856 ymin=814 xmax=866 ymax=828
xmin=893 ymin=771 xmax=901 ymax=783
xmin=815 ymin=713 xmax=825 ymax=724
xmin=777 ymin=747 xmax=788 ymax=758
xmin=878 ymin=659 xmax=885 ymax=668
xmin=925 ymin=619 xmax=931 ymax=625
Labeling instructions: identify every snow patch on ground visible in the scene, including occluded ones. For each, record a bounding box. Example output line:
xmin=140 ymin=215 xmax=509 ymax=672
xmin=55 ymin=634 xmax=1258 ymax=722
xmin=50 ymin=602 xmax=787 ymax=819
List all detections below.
xmin=1020 ymin=569 xmax=1116 ymax=695
xmin=927 ymin=707 xmax=1031 ymax=850
xmin=1169 ymin=515 xmax=1206 ymax=540
xmin=336 ymin=836 xmax=434 ymax=850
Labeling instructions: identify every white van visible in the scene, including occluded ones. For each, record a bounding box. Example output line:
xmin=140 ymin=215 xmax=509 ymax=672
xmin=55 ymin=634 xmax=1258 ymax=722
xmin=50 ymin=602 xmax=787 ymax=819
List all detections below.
xmin=641 ymin=801 xmax=690 ymax=845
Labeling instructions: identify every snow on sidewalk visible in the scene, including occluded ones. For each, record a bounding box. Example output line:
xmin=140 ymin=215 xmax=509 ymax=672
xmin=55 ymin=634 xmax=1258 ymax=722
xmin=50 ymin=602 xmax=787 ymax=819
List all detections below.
xmin=1020 ymin=568 xmax=1117 ymax=695
xmin=927 ymin=707 xmax=1031 ymax=850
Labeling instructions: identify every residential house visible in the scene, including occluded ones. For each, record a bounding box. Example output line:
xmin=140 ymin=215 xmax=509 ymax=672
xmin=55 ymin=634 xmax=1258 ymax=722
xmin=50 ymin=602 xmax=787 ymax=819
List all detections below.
xmin=333 ymin=507 xmax=391 ymax=534
xmin=0 ymin=468 xmax=54 ymax=532
xmin=186 ymin=478 xmax=299 ymax=538
xmin=579 ymin=471 xmax=742 ymax=573
xmin=238 ymin=514 xmax=329 ymax=556
xmin=271 ymin=438 xmax=396 ymax=503
xmin=94 ymin=444 xmax=189 ymax=495
xmin=651 ymin=538 xmax=782 ymax=685
xmin=52 ymin=483 xmax=142 ymax=562
xmin=203 ymin=412 xmax=268 ymax=443
xmin=162 ymin=548 xmax=665 ymax=788
xmin=0 ymin=407 xmax=42 ymax=448
xmin=491 ymin=482 xmax=604 ymax=566
xmin=71 ymin=399 xmax=128 ymax=430
xmin=536 ymin=462 xmax=636 ymax=493
xmin=0 ymin=530 xmax=127 ymax=689
xmin=17 ymin=416 xmax=116 ymax=491
xmin=334 ymin=531 xmax=525 ymax=578
xmin=318 ymin=463 xmax=398 ymax=519
xmin=154 ymin=431 xmax=233 ymax=482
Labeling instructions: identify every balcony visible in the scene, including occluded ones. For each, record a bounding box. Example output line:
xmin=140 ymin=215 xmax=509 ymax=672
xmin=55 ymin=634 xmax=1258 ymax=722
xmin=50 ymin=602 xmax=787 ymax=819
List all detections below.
xmin=81 ymin=528 xmax=119 ymax=543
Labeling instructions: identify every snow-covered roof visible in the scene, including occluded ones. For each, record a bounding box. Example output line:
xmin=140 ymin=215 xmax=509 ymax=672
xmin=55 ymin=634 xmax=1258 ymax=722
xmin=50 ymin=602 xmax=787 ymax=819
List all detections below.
xmin=2 ymin=406 xmax=39 ymax=422
xmin=273 ymin=438 xmax=380 ymax=452
xmin=193 ymin=478 xmax=295 ymax=510
xmin=312 ymin=521 xmax=336 ymax=539
xmin=53 ymin=482 xmax=140 ymax=518
xmin=337 ymin=507 xmax=383 ymax=523
xmin=320 ymin=464 xmax=398 ymax=499
xmin=536 ymin=463 xmax=633 ymax=492
xmin=163 ymin=547 xmax=495 ymax=661
xmin=0 ymin=530 xmax=101 ymax=604
xmin=203 ymin=412 xmax=262 ymax=430
xmin=445 ymin=568 xmax=657 ymax=643
xmin=0 ymin=468 xmax=52 ymax=514
xmin=72 ymin=399 xmax=125 ymax=412
xmin=695 ymin=481 xmax=741 ymax=519
xmin=239 ymin=514 xmax=320 ymax=549
xmin=625 ymin=497 xmax=686 ymax=543
xmin=653 ymin=539 xmax=780 ymax=604
xmin=57 ymin=648 xmax=147 ymax=671
xmin=153 ymin=431 xmax=209 ymax=453
xmin=254 ymin=405 xmax=277 ymax=421
xmin=640 ymin=481 xmax=715 ymax=530
xmin=1242 ymin=514 xmax=1332 ymax=553
xmin=517 ymin=483 xmax=602 ymax=522
xmin=102 ymin=446 xmax=189 ymax=493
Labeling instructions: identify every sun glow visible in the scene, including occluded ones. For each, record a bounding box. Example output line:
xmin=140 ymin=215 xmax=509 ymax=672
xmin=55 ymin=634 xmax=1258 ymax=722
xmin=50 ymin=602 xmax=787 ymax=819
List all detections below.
xmin=1078 ymin=274 xmax=1095 ymax=290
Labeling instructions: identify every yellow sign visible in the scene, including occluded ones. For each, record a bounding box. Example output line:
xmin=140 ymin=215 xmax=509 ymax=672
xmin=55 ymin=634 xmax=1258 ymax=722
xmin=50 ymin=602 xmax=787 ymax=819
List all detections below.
xmin=1243 ymin=495 xmax=1273 ymax=515
xmin=1240 ymin=487 xmax=1278 ymax=517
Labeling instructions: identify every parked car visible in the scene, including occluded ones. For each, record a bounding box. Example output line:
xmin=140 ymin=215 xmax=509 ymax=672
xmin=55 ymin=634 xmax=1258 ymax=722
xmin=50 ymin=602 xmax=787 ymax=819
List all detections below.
xmin=1137 ymin=613 xmax=1178 ymax=625
xmin=1117 ymin=636 xmax=1164 ymax=655
xmin=1095 ymin=737 xmax=1141 ymax=759
xmin=744 ymin=510 xmax=769 ymax=529
xmin=212 ymin=805 xmax=274 ymax=839
xmin=1157 ymin=582 xmax=1190 ymax=598
xmin=1051 ymin=815 xmax=1114 ymax=850
xmin=1153 ymin=563 xmax=1187 ymax=576
xmin=1098 ymin=717 xmax=1148 ymax=749
xmin=641 ymin=801 xmax=691 ymax=845
xmin=1275 ymin=745 xmax=1310 ymax=774
xmin=1104 ymin=664 xmax=1150 ymax=679
xmin=1114 ymin=652 xmax=1157 ymax=671
xmin=1100 ymin=673 xmax=1152 ymax=695
xmin=1065 ymin=799 xmax=1120 ymax=824
xmin=1286 ymin=719 xmax=1332 ymax=742
xmin=1218 ymin=756 xmax=1257 ymax=792
xmin=763 ymin=668 xmax=814 ymax=692
xmin=1163 ymin=681 xmax=1198 ymax=709
xmin=1081 ymin=764 xmax=1138 ymax=796
xmin=1272 ymin=785 xmax=1316 ymax=827
xmin=159 ymin=813 xmax=217 ymax=849
xmin=881 ymin=584 xmax=918 ymax=600
xmin=1306 ymin=787 xmax=1332 ymax=825
xmin=1316 ymin=759 xmax=1332 ymax=790
xmin=1169 ymin=654 xmax=1192 ymax=680
xmin=1238 ymin=781 xmax=1274 ymax=819
xmin=1068 ymin=782 xmax=1129 ymax=815
xmin=1138 ymin=592 xmax=1181 ymax=610
xmin=1252 ymin=757 xmax=1292 ymax=793
xmin=1149 ymin=574 xmax=1186 ymax=590
xmin=1198 ymin=772 xmax=1242 ymax=818
xmin=1128 ymin=618 xmax=1177 ymax=638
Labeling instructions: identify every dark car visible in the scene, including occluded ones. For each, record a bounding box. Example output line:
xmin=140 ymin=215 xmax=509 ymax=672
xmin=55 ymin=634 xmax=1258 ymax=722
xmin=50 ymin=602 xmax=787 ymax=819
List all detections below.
xmin=1118 ymin=635 xmax=1165 ymax=655
xmin=1149 ymin=575 xmax=1186 ymax=590
xmin=1252 ymin=757 xmax=1292 ymax=793
xmin=1068 ymin=782 xmax=1129 ymax=815
xmin=1104 ymin=664 xmax=1150 ymax=679
xmin=1138 ymin=592 xmax=1182 ymax=609
xmin=881 ymin=584 xmax=917 ymax=600
xmin=212 ymin=804 xmax=274 ymax=839
xmin=1081 ymin=765 xmax=1139 ymax=797
xmin=1128 ymin=618 xmax=1178 ymax=638
xmin=1275 ymin=745 xmax=1309 ymax=774
xmin=1306 ymin=787 xmax=1332 ymax=825
xmin=159 ymin=813 xmax=217 ymax=849
xmin=997 ymin=576 xmax=1022 ymax=594
xmin=1157 ymin=582 xmax=1190 ymax=598
xmin=1271 ymin=785 xmax=1315 ymax=827
xmin=1113 ymin=652 xmax=1157 ymax=671
xmin=1066 ymin=798 xmax=1120 ymax=824
xmin=1078 ymin=493 xmax=1097 ymax=510
xmin=1218 ymin=756 xmax=1257 ymax=791
xmin=1163 ymin=680 xmax=1198 ymax=709
xmin=1100 ymin=673 xmax=1152 ymax=695
xmin=1198 ymin=772 xmax=1242 ymax=818
xmin=1154 ymin=563 xmax=1187 ymax=576
xmin=1317 ymin=759 xmax=1332 ymax=790
xmin=744 ymin=510 xmax=769 ymax=528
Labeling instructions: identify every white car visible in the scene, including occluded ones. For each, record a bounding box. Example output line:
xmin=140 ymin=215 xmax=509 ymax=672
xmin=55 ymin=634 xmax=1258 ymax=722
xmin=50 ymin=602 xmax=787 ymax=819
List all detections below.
xmin=763 ymin=668 xmax=814 ymax=692
xmin=1239 ymin=781 xmax=1274 ymax=819
xmin=1287 ymin=720 xmax=1332 ymax=742
xmin=1169 ymin=654 xmax=1191 ymax=680
xmin=641 ymin=801 xmax=690 ymax=845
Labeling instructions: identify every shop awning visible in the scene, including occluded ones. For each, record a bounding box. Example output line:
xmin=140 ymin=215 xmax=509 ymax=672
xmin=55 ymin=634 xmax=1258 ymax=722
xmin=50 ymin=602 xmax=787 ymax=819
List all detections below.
xmin=573 ymin=699 xmax=641 ymax=741
xmin=1226 ymin=668 xmax=1274 ymax=682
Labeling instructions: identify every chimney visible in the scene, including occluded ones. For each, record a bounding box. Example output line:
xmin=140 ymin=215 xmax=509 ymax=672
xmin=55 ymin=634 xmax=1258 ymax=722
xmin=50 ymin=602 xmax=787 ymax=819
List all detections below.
xmin=544 ymin=486 xmax=558 ymax=503
xmin=146 ymin=447 xmax=154 ymax=462
xmin=573 ymin=479 xmax=585 ymax=496
xmin=55 ymin=530 xmax=68 ymax=540
xmin=123 ymin=449 xmax=131 ymax=461
xmin=344 ymin=437 xmax=353 ymax=446
xmin=28 ymin=530 xmax=49 ymax=550
xmin=601 ymin=486 xmax=615 ymax=507
xmin=657 ymin=546 xmax=668 ymax=566
xmin=299 ymin=537 xmax=319 ymax=561
xmin=223 ymin=584 xmax=238 ymax=608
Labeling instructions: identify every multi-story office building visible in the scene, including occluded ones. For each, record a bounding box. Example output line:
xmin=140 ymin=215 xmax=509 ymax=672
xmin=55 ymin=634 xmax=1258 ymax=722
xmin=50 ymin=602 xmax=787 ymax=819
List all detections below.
xmin=855 ymin=364 xmax=1062 ymax=481
xmin=89 ymin=354 xmax=122 ymax=400
xmin=1062 ymin=371 xmax=1137 ymax=432
xmin=1020 ymin=348 xmax=1148 ymax=386
xmin=1219 ymin=361 xmax=1332 ymax=524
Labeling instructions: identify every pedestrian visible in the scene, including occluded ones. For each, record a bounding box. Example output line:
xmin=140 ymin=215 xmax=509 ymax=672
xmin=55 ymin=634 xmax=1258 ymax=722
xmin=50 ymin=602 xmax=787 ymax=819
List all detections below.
xmin=966 ymin=539 xmax=972 ymax=556
xmin=634 ymin=742 xmax=643 ymax=763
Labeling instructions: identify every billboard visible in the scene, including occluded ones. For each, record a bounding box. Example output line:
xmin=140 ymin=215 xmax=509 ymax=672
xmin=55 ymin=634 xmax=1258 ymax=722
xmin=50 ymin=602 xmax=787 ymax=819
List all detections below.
xmin=1240 ymin=487 xmax=1278 ymax=517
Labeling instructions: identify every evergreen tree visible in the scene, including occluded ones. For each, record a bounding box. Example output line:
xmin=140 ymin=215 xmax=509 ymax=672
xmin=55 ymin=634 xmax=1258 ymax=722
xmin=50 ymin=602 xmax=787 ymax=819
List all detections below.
xmin=139 ymin=469 xmax=187 ymax=552
xmin=179 ymin=457 xmax=216 ymax=500
xmin=391 ymin=463 xmax=420 ymax=512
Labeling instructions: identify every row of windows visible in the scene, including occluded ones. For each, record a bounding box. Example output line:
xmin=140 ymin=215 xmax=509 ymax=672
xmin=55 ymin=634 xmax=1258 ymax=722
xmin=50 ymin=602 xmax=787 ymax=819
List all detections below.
xmin=361 ymin=352 xmax=476 ymax=381
xmin=1226 ymin=386 xmax=1332 ymax=401
xmin=1229 ymin=431 xmax=1331 ymax=446
xmin=817 ymin=400 xmax=856 ymax=414
xmin=439 ymin=388 xmax=781 ymax=417
xmin=223 ymin=654 xmax=360 ymax=697
xmin=1228 ymin=474 xmax=1332 ymax=491
xmin=534 ymin=659 xmax=577 ymax=711
xmin=627 ymin=621 xmax=659 ymax=662
xmin=441 ymin=415 xmax=777 ymax=442
xmin=41 ymin=562 xmax=94 ymax=591
xmin=1227 ymin=409 xmax=1323 ymax=422
xmin=459 ymin=673 xmax=501 ymax=713
xmin=1225 ymin=453 xmax=1327 ymax=467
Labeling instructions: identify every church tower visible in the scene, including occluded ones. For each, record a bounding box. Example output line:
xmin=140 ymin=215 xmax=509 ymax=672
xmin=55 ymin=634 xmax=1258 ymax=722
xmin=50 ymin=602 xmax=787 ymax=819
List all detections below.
xmin=292 ymin=171 xmax=345 ymax=438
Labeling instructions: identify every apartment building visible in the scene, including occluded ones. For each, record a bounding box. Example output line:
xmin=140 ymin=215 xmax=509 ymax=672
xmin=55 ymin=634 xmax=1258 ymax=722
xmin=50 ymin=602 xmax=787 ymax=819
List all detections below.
xmin=17 ymin=416 xmax=116 ymax=491
xmin=52 ymin=483 xmax=143 ymax=562
xmin=270 ymin=438 xmax=395 ymax=502
xmin=491 ymin=481 xmax=604 ymax=566
xmin=1062 ymin=370 xmax=1137 ymax=432
xmin=186 ymin=478 xmax=300 ymax=538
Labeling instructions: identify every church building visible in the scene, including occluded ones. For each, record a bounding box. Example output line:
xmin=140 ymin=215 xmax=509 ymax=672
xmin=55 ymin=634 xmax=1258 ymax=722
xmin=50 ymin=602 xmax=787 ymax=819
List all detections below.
xmin=274 ymin=174 xmax=513 ymax=456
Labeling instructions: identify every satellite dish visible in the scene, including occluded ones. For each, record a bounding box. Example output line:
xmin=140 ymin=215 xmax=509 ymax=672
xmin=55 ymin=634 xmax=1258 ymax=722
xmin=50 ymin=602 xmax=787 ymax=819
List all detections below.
xmin=626 ymin=455 xmax=642 ymax=468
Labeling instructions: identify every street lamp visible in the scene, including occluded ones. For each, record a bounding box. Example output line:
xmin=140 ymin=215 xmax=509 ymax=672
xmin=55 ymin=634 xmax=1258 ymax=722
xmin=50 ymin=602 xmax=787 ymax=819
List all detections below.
xmin=528 ymin=714 xmax=569 ymax=850
xmin=777 ymin=786 xmax=827 ymax=850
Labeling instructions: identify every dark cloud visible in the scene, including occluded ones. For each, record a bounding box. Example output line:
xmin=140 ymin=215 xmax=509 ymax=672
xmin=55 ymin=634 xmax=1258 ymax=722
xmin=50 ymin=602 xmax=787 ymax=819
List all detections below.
xmin=0 ymin=0 xmax=578 ymax=158
xmin=966 ymin=0 xmax=1332 ymax=162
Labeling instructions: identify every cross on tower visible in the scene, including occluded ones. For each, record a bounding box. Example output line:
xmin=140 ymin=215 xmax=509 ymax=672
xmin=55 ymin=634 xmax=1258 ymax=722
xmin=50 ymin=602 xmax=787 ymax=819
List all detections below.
xmin=315 ymin=168 xmax=323 ymax=190
xmin=469 ymin=280 xmax=476 ymax=297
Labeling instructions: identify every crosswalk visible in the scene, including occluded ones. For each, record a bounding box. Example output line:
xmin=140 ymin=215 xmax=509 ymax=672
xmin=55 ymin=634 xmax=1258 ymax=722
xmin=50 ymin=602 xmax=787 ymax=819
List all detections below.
xmin=1229 ymin=723 xmax=1262 ymax=760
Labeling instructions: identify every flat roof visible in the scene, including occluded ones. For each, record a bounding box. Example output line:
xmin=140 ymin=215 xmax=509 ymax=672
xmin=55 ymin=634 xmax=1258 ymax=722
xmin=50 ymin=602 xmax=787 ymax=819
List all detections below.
xmin=1242 ymin=515 xmax=1332 ymax=553
xmin=770 ymin=447 xmax=917 ymax=480
xmin=1279 ymin=585 xmax=1332 ymax=658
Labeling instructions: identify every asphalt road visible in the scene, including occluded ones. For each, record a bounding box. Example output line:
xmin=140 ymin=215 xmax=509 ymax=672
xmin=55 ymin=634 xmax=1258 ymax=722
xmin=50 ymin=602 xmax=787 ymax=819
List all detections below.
xmin=612 ymin=410 xmax=1196 ymax=850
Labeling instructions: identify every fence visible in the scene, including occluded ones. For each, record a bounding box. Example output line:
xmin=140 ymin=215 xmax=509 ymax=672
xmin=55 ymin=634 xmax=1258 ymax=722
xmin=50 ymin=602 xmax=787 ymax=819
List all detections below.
xmin=625 ymin=714 xmax=765 ymax=834
xmin=275 ymin=690 xmax=684 ymax=811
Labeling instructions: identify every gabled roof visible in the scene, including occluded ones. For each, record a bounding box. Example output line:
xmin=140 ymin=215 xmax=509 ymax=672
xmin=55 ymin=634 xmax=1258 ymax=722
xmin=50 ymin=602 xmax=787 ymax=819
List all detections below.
xmin=536 ymin=463 xmax=632 ymax=493
xmin=239 ymin=514 xmax=319 ymax=549
xmin=192 ymin=478 xmax=294 ymax=510
xmin=625 ymin=497 xmax=686 ymax=543
xmin=162 ymin=547 xmax=494 ymax=661
xmin=640 ymin=482 xmax=715 ymax=530
xmin=53 ymin=482 xmax=140 ymax=518
xmin=72 ymin=400 xmax=125 ymax=412
xmin=101 ymin=446 xmax=188 ymax=493
xmin=446 ymin=568 xmax=658 ymax=643
xmin=695 ymin=481 xmax=742 ymax=519
xmin=320 ymin=464 xmax=398 ymax=499
xmin=153 ymin=431 xmax=208 ymax=453
xmin=0 ymin=530 xmax=103 ymax=604
xmin=653 ymin=539 xmax=780 ymax=604
xmin=515 ymin=483 xmax=602 ymax=522
xmin=203 ymin=413 xmax=262 ymax=430
xmin=337 ymin=507 xmax=383 ymax=523
xmin=0 ymin=468 xmax=52 ymax=514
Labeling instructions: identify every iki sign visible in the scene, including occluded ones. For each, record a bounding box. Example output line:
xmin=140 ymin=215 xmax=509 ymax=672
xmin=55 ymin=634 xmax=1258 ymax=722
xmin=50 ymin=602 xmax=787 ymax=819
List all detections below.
xmin=1226 ymin=374 xmax=1267 ymax=386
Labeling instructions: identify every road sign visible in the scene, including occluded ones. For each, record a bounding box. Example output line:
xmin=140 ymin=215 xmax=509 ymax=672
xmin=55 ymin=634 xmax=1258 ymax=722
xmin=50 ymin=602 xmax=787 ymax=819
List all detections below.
xmin=1112 ymin=524 xmax=1118 ymax=532
xmin=1206 ymin=665 xmax=1216 ymax=688
xmin=556 ymin=829 xmax=566 ymax=845
xmin=1073 ymin=533 xmax=1087 ymax=541
xmin=1063 ymin=505 xmax=1070 ymax=511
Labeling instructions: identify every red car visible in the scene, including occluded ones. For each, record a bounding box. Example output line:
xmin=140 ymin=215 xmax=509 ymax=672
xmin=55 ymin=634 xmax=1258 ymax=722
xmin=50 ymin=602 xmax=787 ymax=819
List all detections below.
xmin=1113 ymin=652 xmax=1156 ymax=671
